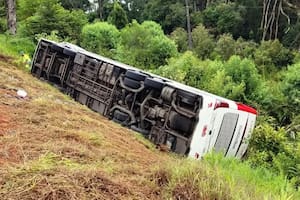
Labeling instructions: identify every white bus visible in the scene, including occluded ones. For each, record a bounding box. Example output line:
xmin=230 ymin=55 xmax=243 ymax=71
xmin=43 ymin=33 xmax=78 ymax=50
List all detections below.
xmin=31 ymin=39 xmax=257 ymax=159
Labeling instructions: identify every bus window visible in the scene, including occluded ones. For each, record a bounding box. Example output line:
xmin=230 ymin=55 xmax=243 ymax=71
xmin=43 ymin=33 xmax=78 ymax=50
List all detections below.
xmin=214 ymin=113 xmax=239 ymax=154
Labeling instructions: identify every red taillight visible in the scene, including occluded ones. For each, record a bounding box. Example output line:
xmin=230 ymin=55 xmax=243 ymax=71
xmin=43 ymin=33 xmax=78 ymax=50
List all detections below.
xmin=214 ymin=100 xmax=229 ymax=110
xmin=202 ymin=125 xmax=208 ymax=137
xmin=236 ymin=103 xmax=257 ymax=115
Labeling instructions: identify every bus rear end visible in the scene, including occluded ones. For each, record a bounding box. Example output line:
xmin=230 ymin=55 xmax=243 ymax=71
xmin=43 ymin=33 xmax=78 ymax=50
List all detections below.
xmin=189 ymin=99 xmax=257 ymax=159
xmin=209 ymin=102 xmax=256 ymax=158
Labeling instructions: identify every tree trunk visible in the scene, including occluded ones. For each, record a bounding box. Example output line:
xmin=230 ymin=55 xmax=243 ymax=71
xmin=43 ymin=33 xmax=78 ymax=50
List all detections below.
xmin=6 ymin=0 xmax=16 ymax=35
xmin=98 ymin=0 xmax=103 ymax=20
xmin=185 ymin=0 xmax=193 ymax=49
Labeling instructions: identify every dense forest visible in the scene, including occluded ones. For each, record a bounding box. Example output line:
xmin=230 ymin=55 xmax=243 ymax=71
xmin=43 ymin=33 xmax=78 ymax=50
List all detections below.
xmin=0 ymin=0 xmax=299 ymax=192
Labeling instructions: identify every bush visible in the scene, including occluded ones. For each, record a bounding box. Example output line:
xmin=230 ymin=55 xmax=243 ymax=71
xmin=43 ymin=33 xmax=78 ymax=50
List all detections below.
xmin=0 ymin=17 xmax=6 ymax=33
xmin=107 ymin=2 xmax=128 ymax=29
xmin=19 ymin=0 xmax=87 ymax=43
xmin=214 ymin=33 xmax=235 ymax=60
xmin=191 ymin=24 xmax=215 ymax=59
xmin=281 ymin=63 xmax=300 ymax=123
xmin=81 ymin=22 xmax=120 ymax=57
xmin=0 ymin=34 xmax=35 ymax=56
xmin=153 ymin=153 xmax=298 ymax=199
xmin=224 ymin=56 xmax=260 ymax=102
xmin=203 ymin=3 xmax=244 ymax=37
xmin=170 ymin=27 xmax=188 ymax=53
xmin=116 ymin=20 xmax=177 ymax=69
xmin=254 ymin=40 xmax=294 ymax=74
xmin=248 ymin=123 xmax=300 ymax=188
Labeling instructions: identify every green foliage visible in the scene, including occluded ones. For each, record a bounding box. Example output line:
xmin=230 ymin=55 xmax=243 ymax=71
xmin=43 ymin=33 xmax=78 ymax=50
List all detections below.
xmin=203 ymin=3 xmax=244 ymax=37
xmin=18 ymin=0 xmax=42 ymax=21
xmin=283 ymin=22 xmax=300 ymax=49
xmin=35 ymin=30 xmax=63 ymax=43
xmin=170 ymin=27 xmax=188 ymax=53
xmin=142 ymin=0 xmax=185 ymax=33
xmin=154 ymin=51 xmax=200 ymax=83
xmin=19 ymin=0 xmax=88 ymax=42
xmin=155 ymin=153 xmax=298 ymax=199
xmin=254 ymin=40 xmax=294 ymax=74
xmin=116 ymin=20 xmax=177 ymax=69
xmin=191 ymin=24 xmax=215 ymax=59
xmin=0 ymin=34 xmax=35 ymax=57
xmin=214 ymin=33 xmax=235 ymax=60
xmin=224 ymin=56 xmax=260 ymax=102
xmin=281 ymin=63 xmax=300 ymax=122
xmin=60 ymin=0 xmax=91 ymax=11
xmin=248 ymin=123 xmax=300 ymax=188
xmin=81 ymin=22 xmax=120 ymax=57
xmin=234 ymin=37 xmax=257 ymax=59
xmin=154 ymin=52 xmax=248 ymax=101
xmin=107 ymin=2 xmax=128 ymax=29
xmin=0 ymin=17 xmax=6 ymax=33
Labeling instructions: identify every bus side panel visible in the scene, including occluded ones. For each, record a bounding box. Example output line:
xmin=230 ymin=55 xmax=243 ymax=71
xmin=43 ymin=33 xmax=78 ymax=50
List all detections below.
xmin=226 ymin=111 xmax=248 ymax=157
xmin=188 ymin=97 xmax=215 ymax=158
xmin=235 ymin=113 xmax=256 ymax=158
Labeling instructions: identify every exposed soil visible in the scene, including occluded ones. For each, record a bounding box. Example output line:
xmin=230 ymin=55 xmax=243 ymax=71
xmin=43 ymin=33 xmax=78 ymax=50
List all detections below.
xmin=0 ymin=58 xmax=172 ymax=199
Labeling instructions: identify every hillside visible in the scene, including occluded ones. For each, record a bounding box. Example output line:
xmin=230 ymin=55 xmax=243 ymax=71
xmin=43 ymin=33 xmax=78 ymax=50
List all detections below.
xmin=0 ymin=56 xmax=172 ymax=199
xmin=0 ymin=56 xmax=299 ymax=200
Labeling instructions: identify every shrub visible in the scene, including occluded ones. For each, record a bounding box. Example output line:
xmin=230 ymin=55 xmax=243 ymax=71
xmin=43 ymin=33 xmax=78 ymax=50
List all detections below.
xmin=107 ymin=2 xmax=128 ymax=29
xmin=116 ymin=20 xmax=177 ymax=69
xmin=214 ymin=33 xmax=235 ymax=60
xmin=19 ymin=0 xmax=88 ymax=43
xmin=170 ymin=27 xmax=188 ymax=53
xmin=254 ymin=39 xmax=294 ymax=74
xmin=191 ymin=24 xmax=215 ymax=59
xmin=81 ymin=22 xmax=120 ymax=57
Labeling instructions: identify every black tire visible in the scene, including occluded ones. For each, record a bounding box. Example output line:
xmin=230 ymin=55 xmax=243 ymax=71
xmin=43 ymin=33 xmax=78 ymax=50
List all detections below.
xmin=177 ymin=90 xmax=197 ymax=105
xmin=50 ymin=44 xmax=64 ymax=53
xmin=63 ymin=48 xmax=76 ymax=57
xmin=169 ymin=111 xmax=192 ymax=134
xmin=125 ymin=70 xmax=147 ymax=81
xmin=144 ymin=78 xmax=164 ymax=90
xmin=123 ymin=77 xmax=141 ymax=89
xmin=113 ymin=110 xmax=128 ymax=122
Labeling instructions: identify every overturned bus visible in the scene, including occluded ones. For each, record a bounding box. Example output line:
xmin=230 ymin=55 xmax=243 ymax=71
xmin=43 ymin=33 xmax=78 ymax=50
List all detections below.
xmin=31 ymin=39 xmax=257 ymax=159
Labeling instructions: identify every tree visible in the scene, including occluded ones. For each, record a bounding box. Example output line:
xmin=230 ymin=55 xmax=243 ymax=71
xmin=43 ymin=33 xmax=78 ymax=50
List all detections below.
xmin=254 ymin=39 xmax=294 ymax=74
xmin=203 ymin=2 xmax=244 ymax=38
xmin=224 ymin=55 xmax=261 ymax=102
xmin=142 ymin=0 xmax=186 ymax=33
xmin=19 ymin=0 xmax=88 ymax=42
xmin=81 ymin=22 xmax=120 ymax=57
xmin=108 ymin=2 xmax=128 ymax=29
xmin=191 ymin=24 xmax=215 ymax=59
xmin=170 ymin=27 xmax=188 ymax=53
xmin=281 ymin=63 xmax=300 ymax=123
xmin=214 ymin=33 xmax=235 ymax=60
xmin=60 ymin=0 xmax=91 ymax=11
xmin=6 ymin=0 xmax=16 ymax=34
xmin=116 ymin=20 xmax=177 ymax=69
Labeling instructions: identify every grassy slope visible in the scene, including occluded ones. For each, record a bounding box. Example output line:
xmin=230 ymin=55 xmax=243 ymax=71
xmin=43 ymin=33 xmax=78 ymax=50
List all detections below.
xmin=0 ymin=55 xmax=299 ymax=199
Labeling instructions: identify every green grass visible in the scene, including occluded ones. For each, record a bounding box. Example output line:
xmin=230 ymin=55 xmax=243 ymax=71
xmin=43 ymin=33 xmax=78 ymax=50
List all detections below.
xmin=154 ymin=153 xmax=300 ymax=200
xmin=0 ymin=34 xmax=35 ymax=57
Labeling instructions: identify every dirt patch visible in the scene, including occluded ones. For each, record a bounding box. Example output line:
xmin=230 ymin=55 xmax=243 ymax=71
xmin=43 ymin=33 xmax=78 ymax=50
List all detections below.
xmin=172 ymin=181 xmax=201 ymax=200
xmin=0 ymin=104 xmax=15 ymax=136
xmin=0 ymin=54 xmax=13 ymax=64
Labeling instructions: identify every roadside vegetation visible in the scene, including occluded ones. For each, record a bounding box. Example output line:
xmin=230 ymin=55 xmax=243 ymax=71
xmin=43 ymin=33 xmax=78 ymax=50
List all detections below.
xmin=0 ymin=0 xmax=299 ymax=199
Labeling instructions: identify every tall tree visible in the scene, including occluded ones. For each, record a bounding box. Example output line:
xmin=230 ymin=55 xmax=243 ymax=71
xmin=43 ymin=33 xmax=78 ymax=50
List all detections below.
xmin=108 ymin=1 xmax=128 ymax=29
xmin=6 ymin=0 xmax=16 ymax=34
xmin=185 ymin=0 xmax=193 ymax=49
